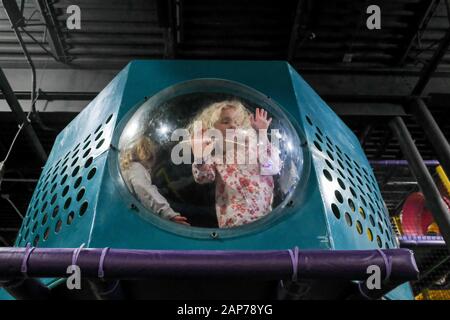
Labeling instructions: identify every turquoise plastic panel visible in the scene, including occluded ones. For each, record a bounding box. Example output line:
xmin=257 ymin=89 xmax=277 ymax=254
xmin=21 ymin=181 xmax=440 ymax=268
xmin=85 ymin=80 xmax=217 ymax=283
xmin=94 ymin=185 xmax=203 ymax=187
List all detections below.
xmin=286 ymin=65 xmax=413 ymax=300
xmin=287 ymin=65 xmax=398 ymax=251
xmin=14 ymin=66 xmax=128 ymax=248
xmin=0 ymin=290 xmax=13 ymax=300
xmin=6 ymin=60 xmax=412 ymax=300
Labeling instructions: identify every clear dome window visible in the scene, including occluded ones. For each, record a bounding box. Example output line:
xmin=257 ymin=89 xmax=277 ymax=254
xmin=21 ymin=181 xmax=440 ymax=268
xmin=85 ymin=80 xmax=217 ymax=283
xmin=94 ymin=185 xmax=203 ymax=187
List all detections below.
xmin=118 ymin=79 xmax=305 ymax=230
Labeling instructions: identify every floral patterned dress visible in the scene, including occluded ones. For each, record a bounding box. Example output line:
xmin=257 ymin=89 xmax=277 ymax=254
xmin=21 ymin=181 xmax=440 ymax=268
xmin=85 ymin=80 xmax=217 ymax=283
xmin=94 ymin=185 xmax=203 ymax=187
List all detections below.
xmin=192 ymin=143 xmax=281 ymax=228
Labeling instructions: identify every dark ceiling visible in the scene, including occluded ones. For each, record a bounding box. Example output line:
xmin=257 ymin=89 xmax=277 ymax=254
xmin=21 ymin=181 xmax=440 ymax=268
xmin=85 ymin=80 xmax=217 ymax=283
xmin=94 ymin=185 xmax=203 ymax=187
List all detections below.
xmin=0 ymin=0 xmax=449 ymax=70
xmin=0 ymin=0 xmax=449 ymax=246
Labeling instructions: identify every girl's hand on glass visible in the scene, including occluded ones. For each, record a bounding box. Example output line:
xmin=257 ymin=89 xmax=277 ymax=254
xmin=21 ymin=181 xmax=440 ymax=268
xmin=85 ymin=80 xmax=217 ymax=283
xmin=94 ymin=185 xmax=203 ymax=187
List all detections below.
xmin=250 ymin=108 xmax=272 ymax=131
xmin=171 ymin=215 xmax=190 ymax=226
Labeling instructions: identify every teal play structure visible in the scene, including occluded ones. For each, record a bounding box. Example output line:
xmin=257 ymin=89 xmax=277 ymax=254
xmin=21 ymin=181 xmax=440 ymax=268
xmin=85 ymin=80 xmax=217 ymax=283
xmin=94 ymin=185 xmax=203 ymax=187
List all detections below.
xmin=1 ymin=60 xmax=414 ymax=299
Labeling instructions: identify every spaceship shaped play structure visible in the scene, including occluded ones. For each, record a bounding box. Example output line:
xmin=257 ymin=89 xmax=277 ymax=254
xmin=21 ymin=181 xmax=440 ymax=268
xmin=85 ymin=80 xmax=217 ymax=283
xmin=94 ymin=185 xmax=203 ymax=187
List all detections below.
xmin=0 ymin=61 xmax=418 ymax=300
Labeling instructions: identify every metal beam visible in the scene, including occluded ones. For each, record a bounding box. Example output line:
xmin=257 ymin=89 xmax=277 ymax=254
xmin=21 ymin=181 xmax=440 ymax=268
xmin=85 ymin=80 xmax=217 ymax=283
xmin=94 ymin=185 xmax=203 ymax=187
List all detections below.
xmin=0 ymin=90 xmax=414 ymax=117
xmin=328 ymin=103 xmax=406 ymax=117
xmin=156 ymin=0 xmax=176 ymax=58
xmin=1 ymin=178 xmax=38 ymax=183
xmin=0 ymin=228 xmax=19 ymax=232
xmin=0 ymin=68 xmax=47 ymax=164
xmin=396 ymin=0 xmax=439 ymax=66
xmin=359 ymin=124 xmax=373 ymax=147
xmin=412 ymin=26 xmax=450 ymax=95
xmin=1 ymin=92 xmax=415 ymax=104
xmin=33 ymin=0 xmax=68 ymax=63
xmin=1 ymin=0 xmax=25 ymax=27
xmin=389 ymin=116 xmax=450 ymax=252
xmin=374 ymin=130 xmax=393 ymax=159
xmin=0 ymin=235 xmax=9 ymax=246
xmin=0 ymin=91 xmax=96 ymax=101
xmin=4 ymin=68 xmax=450 ymax=100
xmin=411 ymin=98 xmax=450 ymax=177
xmin=177 ymin=0 xmax=184 ymax=44
xmin=287 ymin=0 xmax=305 ymax=62
xmin=322 ymin=94 xmax=410 ymax=104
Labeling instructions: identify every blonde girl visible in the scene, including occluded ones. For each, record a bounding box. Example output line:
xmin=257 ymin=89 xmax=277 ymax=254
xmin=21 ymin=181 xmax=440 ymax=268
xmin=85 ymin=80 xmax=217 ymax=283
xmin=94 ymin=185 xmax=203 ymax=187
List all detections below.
xmin=189 ymin=100 xmax=281 ymax=228
xmin=120 ymin=136 xmax=189 ymax=225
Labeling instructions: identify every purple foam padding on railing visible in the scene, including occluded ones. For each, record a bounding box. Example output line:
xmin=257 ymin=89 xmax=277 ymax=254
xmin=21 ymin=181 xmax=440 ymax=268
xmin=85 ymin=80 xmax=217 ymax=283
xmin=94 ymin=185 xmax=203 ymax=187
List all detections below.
xmin=0 ymin=248 xmax=418 ymax=283
xmin=399 ymin=235 xmax=446 ymax=248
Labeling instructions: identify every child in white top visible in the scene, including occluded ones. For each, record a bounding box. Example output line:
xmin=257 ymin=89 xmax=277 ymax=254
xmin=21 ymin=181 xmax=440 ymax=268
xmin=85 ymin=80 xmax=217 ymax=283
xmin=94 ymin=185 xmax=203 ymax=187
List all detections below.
xmin=120 ymin=136 xmax=189 ymax=225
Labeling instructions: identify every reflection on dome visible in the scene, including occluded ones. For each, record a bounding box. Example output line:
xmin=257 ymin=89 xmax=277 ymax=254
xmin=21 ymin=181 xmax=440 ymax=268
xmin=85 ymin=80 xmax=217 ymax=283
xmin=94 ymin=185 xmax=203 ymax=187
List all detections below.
xmin=118 ymin=79 xmax=304 ymax=229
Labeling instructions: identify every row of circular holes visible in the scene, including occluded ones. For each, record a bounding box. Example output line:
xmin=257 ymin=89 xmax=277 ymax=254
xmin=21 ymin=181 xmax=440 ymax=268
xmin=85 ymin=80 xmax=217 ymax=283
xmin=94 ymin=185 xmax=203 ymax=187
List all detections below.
xmin=331 ymin=204 xmax=381 ymax=247
xmin=20 ymin=166 xmax=97 ymax=246
xmin=29 ymin=158 xmax=97 ymax=216
xmin=322 ymin=153 xmax=394 ymax=247
xmin=327 ymin=170 xmax=393 ymax=248
xmin=27 ymin=160 xmax=91 ymax=232
xmin=27 ymin=202 xmax=90 ymax=247
xmin=306 ymin=115 xmax=395 ymax=247
xmin=315 ymin=137 xmax=382 ymax=208
xmin=34 ymin=155 xmax=94 ymax=208
xmin=37 ymin=128 xmax=106 ymax=191
xmin=330 ymin=198 xmax=392 ymax=249
xmin=324 ymin=161 xmax=391 ymax=231
xmin=31 ymin=151 xmax=95 ymax=213
xmin=314 ymin=138 xmax=378 ymax=197
xmin=27 ymin=114 xmax=116 ymax=244
xmin=319 ymin=138 xmax=387 ymax=220
xmin=33 ymin=113 xmax=113 ymax=193
xmin=26 ymin=113 xmax=113 ymax=215
xmin=40 ymin=166 xmax=94 ymax=240
xmin=310 ymin=120 xmax=390 ymax=227
xmin=22 ymin=167 xmax=96 ymax=244
xmin=18 ymin=114 xmax=113 ymax=245
xmin=308 ymin=116 xmax=382 ymax=202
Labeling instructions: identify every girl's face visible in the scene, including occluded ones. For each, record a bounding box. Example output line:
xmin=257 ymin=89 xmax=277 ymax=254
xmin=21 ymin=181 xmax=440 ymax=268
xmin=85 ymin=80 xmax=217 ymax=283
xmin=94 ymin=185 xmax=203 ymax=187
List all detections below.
xmin=213 ymin=106 xmax=243 ymax=136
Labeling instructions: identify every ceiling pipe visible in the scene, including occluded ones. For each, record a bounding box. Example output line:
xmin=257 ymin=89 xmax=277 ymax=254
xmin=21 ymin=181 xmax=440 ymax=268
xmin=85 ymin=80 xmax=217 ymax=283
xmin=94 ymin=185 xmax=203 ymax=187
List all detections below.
xmin=0 ymin=68 xmax=47 ymax=164
xmin=412 ymin=26 xmax=450 ymax=95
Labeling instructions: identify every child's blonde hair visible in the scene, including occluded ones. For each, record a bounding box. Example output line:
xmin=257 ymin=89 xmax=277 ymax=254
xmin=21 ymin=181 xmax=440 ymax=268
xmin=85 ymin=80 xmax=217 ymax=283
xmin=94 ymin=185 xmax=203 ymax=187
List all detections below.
xmin=120 ymin=136 xmax=157 ymax=170
xmin=188 ymin=99 xmax=251 ymax=134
